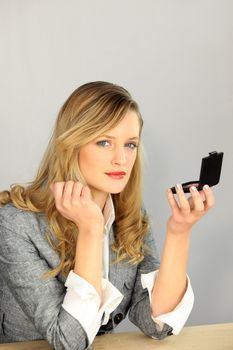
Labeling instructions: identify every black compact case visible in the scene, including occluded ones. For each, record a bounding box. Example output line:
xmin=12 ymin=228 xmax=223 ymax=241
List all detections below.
xmin=171 ymin=151 xmax=224 ymax=194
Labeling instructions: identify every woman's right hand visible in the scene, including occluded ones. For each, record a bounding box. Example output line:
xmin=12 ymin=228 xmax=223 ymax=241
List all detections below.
xmin=50 ymin=181 xmax=105 ymax=230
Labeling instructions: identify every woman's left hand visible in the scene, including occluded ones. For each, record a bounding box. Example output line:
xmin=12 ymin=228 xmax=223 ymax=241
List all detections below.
xmin=166 ymin=184 xmax=215 ymax=235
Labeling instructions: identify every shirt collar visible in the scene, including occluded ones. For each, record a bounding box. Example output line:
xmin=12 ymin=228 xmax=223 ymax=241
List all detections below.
xmin=103 ymin=194 xmax=115 ymax=234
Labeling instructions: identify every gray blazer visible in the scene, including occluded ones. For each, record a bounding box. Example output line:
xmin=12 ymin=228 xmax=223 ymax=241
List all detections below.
xmin=0 ymin=204 xmax=172 ymax=349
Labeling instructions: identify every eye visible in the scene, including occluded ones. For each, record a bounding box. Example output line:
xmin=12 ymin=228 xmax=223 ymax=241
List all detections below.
xmin=96 ymin=140 xmax=110 ymax=147
xmin=126 ymin=143 xmax=138 ymax=150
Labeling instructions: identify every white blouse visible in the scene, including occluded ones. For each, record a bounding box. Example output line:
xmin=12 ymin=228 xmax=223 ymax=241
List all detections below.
xmin=62 ymin=195 xmax=194 ymax=343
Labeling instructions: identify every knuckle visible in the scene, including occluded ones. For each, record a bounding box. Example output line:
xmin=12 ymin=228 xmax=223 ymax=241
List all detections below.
xmin=182 ymin=205 xmax=190 ymax=211
xmin=71 ymin=198 xmax=80 ymax=206
xmin=193 ymin=211 xmax=204 ymax=219
xmin=80 ymin=197 xmax=88 ymax=205
xmin=62 ymin=200 xmax=70 ymax=209
xmin=74 ymin=181 xmax=83 ymax=188
xmin=181 ymin=206 xmax=190 ymax=214
xmin=196 ymin=206 xmax=204 ymax=212
xmin=55 ymin=202 xmax=62 ymax=211
xmin=56 ymin=181 xmax=65 ymax=187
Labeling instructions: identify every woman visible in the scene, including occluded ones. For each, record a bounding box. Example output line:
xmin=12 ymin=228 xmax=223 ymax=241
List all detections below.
xmin=0 ymin=81 xmax=214 ymax=349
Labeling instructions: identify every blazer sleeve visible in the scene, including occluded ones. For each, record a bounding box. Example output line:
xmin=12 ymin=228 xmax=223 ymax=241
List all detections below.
xmin=0 ymin=209 xmax=90 ymax=350
xmin=128 ymin=227 xmax=174 ymax=339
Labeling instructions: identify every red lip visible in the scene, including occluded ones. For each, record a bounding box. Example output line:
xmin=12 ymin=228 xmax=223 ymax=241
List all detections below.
xmin=105 ymin=171 xmax=126 ymax=175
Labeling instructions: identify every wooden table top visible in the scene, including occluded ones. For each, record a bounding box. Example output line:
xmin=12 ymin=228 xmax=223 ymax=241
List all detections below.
xmin=1 ymin=323 xmax=233 ymax=350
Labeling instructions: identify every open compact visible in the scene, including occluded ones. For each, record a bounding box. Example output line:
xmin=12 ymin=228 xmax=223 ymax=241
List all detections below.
xmin=170 ymin=151 xmax=224 ymax=194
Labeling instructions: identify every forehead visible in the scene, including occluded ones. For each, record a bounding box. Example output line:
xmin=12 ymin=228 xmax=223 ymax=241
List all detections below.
xmin=106 ymin=110 xmax=140 ymax=136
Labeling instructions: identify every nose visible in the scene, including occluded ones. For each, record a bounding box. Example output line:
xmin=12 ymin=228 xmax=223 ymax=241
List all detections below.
xmin=111 ymin=147 xmax=127 ymax=165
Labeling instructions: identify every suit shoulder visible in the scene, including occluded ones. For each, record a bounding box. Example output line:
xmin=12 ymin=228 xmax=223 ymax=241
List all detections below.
xmin=0 ymin=203 xmax=45 ymax=238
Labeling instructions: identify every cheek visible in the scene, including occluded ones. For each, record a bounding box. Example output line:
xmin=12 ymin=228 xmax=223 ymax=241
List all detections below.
xmin=129 ymin=152 xmax=137 ymax=166
xmin=79 ymin=150 xmax=92 ymax=172
xmin=79 ymin=149 xmax=105 ymax=171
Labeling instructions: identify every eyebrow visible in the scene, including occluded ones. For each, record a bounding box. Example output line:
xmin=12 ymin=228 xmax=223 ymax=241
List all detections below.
xmin=100 ymin=134 xmax=140 ymax=140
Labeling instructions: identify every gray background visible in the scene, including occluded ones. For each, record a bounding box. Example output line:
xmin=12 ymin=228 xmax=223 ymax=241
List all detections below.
xmin=0 ymin=0 xmax=232 ymax=332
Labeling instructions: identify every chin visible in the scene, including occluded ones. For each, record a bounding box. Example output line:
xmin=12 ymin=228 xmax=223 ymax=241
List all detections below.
xmin=110 ymin=186 xmax=126 ymax=194
xmin=110 ymin=189 xmax=124 ymax=194
xmin=99 ymin=185 xmax=124 ymax=194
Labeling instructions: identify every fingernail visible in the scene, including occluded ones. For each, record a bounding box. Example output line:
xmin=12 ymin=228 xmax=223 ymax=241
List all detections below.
xmin=203 ymin=184 xmax=209 ymax=190
xmin=167 ymin=188 xmax=172 ymax=193
xmin=190 ymin=186 xmax=197 ymax=192
xmin=176 ymin=183 xmax=182 ymax=191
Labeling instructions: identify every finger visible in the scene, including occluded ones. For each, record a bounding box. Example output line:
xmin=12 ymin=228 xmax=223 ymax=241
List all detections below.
xmin=187 ymin=196 xmax=194 ymax=210
xmin=198 ymin=190 xmax=207 ymax=202
xmin=202 ymin=185 xmax=215 ymax=210
xmin=188 ymin=189 xmax=207 ymax=210
xmin=62 ymin=181 xmax=75 ymax=205
xmin=166 ymin=188 xmax=179 ymax=212
xmin=71 ymin=181 xmax=84 ymax=201
xmin=81 ymin=185 xmax=92 ymax=200
xmin=189 ymin=186 xmax=205 ymax=213
xmin=52 ymin=182 xmax=65 ymax=206
xmin=175 ymin=184 xmax=190 ymax=213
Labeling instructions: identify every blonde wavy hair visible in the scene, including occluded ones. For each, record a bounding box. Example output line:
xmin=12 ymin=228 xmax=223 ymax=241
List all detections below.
xmin=0 ymin=81 xmax=151 ymax=278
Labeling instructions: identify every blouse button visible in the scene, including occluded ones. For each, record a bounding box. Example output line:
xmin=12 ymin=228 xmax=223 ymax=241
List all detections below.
xmin=114 ymin=313 xmax=124 ymax=324
xmin=167 ymin=329 xmax=173 ymax=336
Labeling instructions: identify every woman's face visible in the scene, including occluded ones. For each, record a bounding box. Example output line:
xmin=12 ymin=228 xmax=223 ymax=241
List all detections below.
xmin=78 ymin=109 xmax=140 ymax=205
